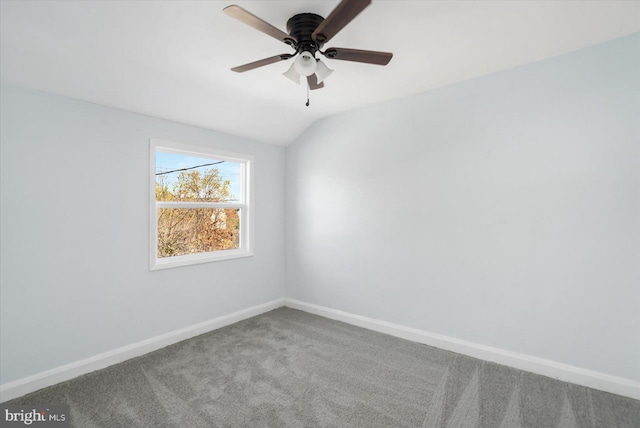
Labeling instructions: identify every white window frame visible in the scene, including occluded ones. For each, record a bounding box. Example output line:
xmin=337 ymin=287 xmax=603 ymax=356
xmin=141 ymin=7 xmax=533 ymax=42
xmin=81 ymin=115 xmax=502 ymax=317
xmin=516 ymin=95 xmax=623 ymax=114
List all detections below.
xmin=150 ymin=138 xmax=254 ymax=270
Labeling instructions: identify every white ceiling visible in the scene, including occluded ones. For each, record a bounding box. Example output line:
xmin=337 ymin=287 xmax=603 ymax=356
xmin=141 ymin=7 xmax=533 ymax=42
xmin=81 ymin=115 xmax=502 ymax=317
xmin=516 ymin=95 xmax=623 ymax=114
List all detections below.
xmin=2 ymin=1 xmax=639 ymax=146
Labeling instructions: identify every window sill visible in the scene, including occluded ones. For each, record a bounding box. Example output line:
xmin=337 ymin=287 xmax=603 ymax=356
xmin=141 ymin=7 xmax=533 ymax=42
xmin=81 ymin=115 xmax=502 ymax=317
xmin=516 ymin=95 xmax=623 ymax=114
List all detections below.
xmin=150 ymin=249 xmax=253 ymax=271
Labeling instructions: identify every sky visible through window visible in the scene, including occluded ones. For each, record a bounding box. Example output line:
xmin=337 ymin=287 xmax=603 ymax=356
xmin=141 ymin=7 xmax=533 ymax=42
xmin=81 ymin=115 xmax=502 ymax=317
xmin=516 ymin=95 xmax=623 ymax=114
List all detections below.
xmin=156 ymin=151 xmax=242 ymax=201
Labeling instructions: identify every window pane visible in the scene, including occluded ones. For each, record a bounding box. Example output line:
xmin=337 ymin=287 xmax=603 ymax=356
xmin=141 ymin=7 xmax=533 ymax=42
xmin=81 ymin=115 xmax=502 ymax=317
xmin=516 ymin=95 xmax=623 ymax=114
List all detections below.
xmin=157 ymin=208 xmax=240 ymax=258
xmin=156 ymin=152 xmax=242 ymax=203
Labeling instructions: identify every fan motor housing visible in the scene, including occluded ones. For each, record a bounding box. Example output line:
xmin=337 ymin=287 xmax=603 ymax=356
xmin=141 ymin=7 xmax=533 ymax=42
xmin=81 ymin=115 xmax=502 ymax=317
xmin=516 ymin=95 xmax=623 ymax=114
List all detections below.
xmin=286 ymin=13 xmax=325 ymax=51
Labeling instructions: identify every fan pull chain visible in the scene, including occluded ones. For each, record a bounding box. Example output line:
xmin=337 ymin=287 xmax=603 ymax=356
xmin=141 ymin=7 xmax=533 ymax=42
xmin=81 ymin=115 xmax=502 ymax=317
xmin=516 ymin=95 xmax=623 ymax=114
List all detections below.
xmin=306 ymin=82 xmax=310 ymax=107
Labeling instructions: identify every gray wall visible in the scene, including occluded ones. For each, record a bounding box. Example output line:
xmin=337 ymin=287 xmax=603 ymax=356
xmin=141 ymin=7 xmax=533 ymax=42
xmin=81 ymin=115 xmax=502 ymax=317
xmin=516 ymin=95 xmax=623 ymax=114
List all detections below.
xmin=0 ymin=85 xmax=286 ymax=384
xmin=285 ymin=33 xmax=640 ymax=381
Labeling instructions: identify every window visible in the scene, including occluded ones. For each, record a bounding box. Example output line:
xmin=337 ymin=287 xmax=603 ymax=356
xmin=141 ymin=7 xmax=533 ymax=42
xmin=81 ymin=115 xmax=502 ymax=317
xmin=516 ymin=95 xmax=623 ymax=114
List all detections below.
xmin=150 ymin=139 xmax=253 ymax=270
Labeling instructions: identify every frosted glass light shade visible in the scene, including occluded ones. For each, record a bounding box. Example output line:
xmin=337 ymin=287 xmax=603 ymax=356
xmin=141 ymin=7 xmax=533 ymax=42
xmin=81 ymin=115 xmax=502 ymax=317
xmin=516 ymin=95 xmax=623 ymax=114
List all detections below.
xmin=283 ymin=63 xmax=301 ymax=84
xmin=315 ymin=60 xmax=334 ymax=83
xmin=293 ymin=51 xmax=317 ymax=77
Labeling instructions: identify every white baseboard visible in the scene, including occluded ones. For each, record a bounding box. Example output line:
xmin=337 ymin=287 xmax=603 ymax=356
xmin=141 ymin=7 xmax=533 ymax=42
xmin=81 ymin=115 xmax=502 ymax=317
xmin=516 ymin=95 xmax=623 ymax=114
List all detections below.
xmin=0 ymin=298 xmax=285 ymax=403
xmin=284 ymin=298 xmax=640 ymax=400
xmin=3 ymin=297 xmax=639 ymax=403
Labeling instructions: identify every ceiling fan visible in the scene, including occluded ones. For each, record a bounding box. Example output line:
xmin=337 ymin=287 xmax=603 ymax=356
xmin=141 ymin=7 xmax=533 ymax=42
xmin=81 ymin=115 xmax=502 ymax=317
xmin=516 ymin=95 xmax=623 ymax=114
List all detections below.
xmin=223 ymin=0 xmax=392 ymax=93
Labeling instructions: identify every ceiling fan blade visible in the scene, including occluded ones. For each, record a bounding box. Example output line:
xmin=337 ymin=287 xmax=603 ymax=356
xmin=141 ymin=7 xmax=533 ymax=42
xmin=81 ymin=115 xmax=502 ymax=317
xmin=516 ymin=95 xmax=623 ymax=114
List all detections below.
xmin=312 ymin=0 xmax=371 ymax=44
xmin=224 ymin=5 xmax=296 ymax=45
xmin=322 ymin=47 xmax=392 ymax=65
xmin=231 ymin=54 xmax=294 ymax=73
xmin=307 ymin=74 xmax=325 ymax=90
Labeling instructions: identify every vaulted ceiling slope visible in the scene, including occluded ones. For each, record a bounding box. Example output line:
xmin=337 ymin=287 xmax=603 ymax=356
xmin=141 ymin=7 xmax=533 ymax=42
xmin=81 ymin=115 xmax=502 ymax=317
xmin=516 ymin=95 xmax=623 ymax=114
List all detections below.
xmin=1 ymin=1 xmax=639 ymax=146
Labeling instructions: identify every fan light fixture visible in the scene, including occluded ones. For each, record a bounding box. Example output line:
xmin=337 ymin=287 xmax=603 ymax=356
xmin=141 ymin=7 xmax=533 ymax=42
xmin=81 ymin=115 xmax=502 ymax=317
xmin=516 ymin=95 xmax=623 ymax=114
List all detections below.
xmin=283 ymin=50 xmax=333 ymax=85
xmin=224 ymin=0 xmax=393 ymax=104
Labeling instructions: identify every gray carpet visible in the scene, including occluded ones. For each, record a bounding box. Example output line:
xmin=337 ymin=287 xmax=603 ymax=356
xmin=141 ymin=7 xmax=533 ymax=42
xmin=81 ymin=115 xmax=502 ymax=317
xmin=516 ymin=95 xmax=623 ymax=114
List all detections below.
xmin=4 ymin=308 xmax=640 ymax=427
